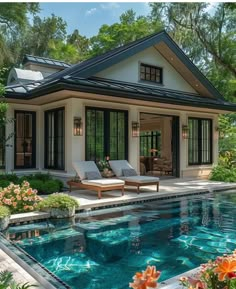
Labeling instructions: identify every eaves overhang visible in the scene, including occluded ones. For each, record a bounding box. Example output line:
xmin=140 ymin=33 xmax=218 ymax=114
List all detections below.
xmin=5 ymin=78 xmax=236 ymax=112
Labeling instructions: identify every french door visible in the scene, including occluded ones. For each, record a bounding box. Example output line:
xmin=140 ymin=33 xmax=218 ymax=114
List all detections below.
xmin=15 ymin=111 xmax=36 ymax=169
xmin=45 ymin=107 xmax=65 ymax=170
xmin=86 ymin=107 xmax=128 ymax=161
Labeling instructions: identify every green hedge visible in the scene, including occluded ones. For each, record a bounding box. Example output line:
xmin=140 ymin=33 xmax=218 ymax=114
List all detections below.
xmin=210 ymin=165 xmax=236 ymax=182
xmin=0 ymin=173 xmax=64 ymax=194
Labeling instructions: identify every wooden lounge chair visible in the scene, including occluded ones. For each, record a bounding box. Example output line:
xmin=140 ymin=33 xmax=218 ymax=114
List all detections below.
xmin=109 ymin=160 xmax=160 ymax=193
xmin=68 ymin=161 xmax=125 ymax=199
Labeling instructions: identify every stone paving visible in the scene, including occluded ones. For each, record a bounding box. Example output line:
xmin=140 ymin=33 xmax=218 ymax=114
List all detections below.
xmin=0 ymin=249 xmax=44 ymax=288
xmin=67 ymin=177 xmax=236 ymax=210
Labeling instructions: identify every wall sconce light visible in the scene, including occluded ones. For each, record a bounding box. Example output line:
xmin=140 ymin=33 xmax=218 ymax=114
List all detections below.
xmin=74 ymin=117 xmax=83 ymax=136
xmin=182 ymin=125 xmax=189 ymax=139
xmin=132 ymin=121 xmax=140 ymax=137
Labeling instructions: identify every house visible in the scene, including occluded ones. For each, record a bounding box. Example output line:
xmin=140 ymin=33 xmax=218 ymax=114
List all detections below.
xmin=2 ymin=31 xmax=236 ymax=181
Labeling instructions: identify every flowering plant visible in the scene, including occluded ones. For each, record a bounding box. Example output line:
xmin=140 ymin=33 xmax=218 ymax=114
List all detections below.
xmin=129 ymin=266 xmax=161 ymax=289
xmin=180 ymin=250 xmax=236 ymax=289
xmin=97 ymin=156 xmax=111 ymax=171
xmin=0 ymin=181 xmax=42 ymax=213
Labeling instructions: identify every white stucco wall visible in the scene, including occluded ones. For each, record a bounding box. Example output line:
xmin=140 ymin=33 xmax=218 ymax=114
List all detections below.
xmin=96 ymin=47 xmax=197 ymax=94
xmin=4 ymin=98 xmax=218 ymax=180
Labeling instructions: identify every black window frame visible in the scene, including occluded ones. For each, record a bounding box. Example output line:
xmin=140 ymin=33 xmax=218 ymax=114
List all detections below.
xmin=140 ymin=131 xmax=161 ymax=157
xmin=188 ymin=117 xmax=213 ymax=165
xmin=140 ymin=63 xmax=163 ymax=84
xmin=85 ymin=107 xmax=128 ymax=162
xmin=44 ymin=107 xmax=65 ymax=170
xmin=14 ymin=110 xmax=36 ymax=169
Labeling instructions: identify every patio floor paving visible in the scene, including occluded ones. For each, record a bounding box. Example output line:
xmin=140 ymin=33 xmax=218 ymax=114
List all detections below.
xmin=66 ymin=177 xmax=236 ymax=210
xmin=0 ymin=249 xmax=44 ymax=288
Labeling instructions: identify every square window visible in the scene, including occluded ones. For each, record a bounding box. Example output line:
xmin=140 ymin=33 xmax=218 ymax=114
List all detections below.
xmin=140 ymin=63 xmax=162 ymax=84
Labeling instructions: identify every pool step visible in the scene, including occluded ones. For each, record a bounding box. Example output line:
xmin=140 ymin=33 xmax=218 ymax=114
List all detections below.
xmin=86 ymin=216 xmax=200 ymax=263
xmin=19 ymin=228 xmax=82 ymax=247
xmin=7 ymin=222 xmax=55 ymax=234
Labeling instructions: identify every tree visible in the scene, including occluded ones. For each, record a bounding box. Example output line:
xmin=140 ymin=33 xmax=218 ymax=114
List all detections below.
xmin=150 ymin=3 xmax=236 ymax=79
xmin=89 ymin=9 xmax=163 ymax=57
xmin=0 ymin=3 xmax=39 ymax=67
xmin=67 ymin=29 xmax=90 ymax=61
xmin=24 ymin=14 xmax=67 ymax=57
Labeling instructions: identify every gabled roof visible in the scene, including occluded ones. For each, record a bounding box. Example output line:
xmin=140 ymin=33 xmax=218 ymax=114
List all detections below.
xmin=5 ymin=30 xmax=235 ymax=112
xmin=44 ymin=30 xmax=223 ymax=100
xmin=23 ymin=54 xmax=71 ymax=69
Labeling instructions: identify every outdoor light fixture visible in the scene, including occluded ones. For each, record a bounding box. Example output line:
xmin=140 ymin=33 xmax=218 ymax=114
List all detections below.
xmin=132 ymin=121 xmax=140 ymax=137
xmin=74 ymin=117 xmax=83 ymax=136
xmin=182 ymin=125 xmax=189 ymax=139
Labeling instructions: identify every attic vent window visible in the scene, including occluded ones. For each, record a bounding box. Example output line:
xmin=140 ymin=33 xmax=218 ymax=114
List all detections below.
xmin=140 ymin=63 xmax=163 ymax=84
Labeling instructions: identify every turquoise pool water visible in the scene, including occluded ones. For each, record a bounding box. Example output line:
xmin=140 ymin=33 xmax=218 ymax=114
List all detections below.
xmin=6 ymin=192 xmax=236 ymax=289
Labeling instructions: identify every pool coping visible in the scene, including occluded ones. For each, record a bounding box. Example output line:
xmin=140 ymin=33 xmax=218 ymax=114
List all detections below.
xmin=0 ymin=233 xmax=71 ymax=289
xmin=9 ymin=184 xmax=236 ymax=224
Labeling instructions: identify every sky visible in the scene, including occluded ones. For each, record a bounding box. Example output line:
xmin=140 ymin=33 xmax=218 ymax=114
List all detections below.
xmin=39 ymin=2 xmax=151 ymax=37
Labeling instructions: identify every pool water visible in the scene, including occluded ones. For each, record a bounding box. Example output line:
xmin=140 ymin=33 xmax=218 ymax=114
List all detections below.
xmin=6 ymin=192 xmax=236 ymax=289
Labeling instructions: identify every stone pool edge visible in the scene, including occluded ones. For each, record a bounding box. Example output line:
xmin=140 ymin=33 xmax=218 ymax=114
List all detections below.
xmin=0 ymin=234 xmax=71 ymax=289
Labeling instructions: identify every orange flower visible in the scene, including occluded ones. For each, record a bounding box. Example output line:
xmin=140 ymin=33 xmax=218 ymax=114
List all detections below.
xmin=214 ymin=259 xmax=236 ymax=281
xmin=129 ymin=266 xmax=160 ymax=289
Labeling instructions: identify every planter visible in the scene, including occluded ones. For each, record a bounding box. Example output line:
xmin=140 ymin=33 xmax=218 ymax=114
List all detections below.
xmin=48 ymin=206 xmax=75 ymax=219
xmin=0 ymin=216 xmax=10 ymax=231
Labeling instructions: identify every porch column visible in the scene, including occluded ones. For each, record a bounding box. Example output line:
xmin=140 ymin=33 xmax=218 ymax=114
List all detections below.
xmin=129 ymin=107 xmax=139 ymax=172
xmin=180 ymin=112 xmax=187 ymax=177
xmin=5 ymin=107 xmax=14 ymax=172
xmin=68 ymin=98 xmax=85 ymax=175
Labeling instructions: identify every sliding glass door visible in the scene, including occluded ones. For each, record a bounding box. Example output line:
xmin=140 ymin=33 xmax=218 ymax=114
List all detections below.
xmin=86 ymin=107 xmax=128 ymax=161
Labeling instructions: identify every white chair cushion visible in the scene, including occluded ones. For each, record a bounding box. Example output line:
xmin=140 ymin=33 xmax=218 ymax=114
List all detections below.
xmin=120 ymin=175 xmax=160 ymax=184
xmin=109 ymin=160 xmax=133 ymax=177
xmin=82 ymin=179 xmax=124 ymax=187
xmin=73 ymin=161 xmax=101 ymax=180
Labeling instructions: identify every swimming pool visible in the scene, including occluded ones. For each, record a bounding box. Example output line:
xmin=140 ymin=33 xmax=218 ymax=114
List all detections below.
xmin=5 ymin=191 xmax=236 ymax=289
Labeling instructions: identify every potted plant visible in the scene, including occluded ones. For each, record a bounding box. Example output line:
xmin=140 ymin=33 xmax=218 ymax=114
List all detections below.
xmin=37 ymin=193 xmax=79 ymax=218
xmin=0 ymin=206 xmax=10 ymax=231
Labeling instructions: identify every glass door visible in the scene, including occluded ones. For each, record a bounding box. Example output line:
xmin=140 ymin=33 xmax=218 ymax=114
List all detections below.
xmin=15 ymin=111 xmax=36 ymax=169
xmin=86 ymin=107 xmax=128 ymax=161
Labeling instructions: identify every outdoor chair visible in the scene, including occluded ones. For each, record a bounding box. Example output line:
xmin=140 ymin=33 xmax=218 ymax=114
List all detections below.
xmin=68 ymin=161 xmax=125 ymax=199
xmin=109 ymin=160 xmax=160 ymax=193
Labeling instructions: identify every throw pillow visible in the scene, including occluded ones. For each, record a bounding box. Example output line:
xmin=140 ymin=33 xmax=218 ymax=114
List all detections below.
xmin=122 ymin=168 xmax=137 ymax=177
xmin=86 ymin=171 xmax=102 ymax=180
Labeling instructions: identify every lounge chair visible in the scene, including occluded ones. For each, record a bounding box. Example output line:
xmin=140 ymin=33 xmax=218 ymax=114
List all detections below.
xmin=109 ymin=160 xmax=160 ymax=193
xmin=68 ymin=161 xmax=125 ymax=199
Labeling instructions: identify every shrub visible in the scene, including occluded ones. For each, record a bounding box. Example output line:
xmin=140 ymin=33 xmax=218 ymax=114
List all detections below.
xmin=0 ymin=173 xmax=19 ymax=183
xmin=0 ymin=206 xmax=10 ymax=218
xmin=26 ymin=180 xmax=43 ymax=193
xmin=41 ymin=180 xmax=62 ymax=195
xmin=0 ymin=180 xmax=11 ymax=189
xmin=37 ymin=193 xmax=79 ymax=210
xmin=210 ymin=165 xmax=236 ymax=182
xmin=0 ymin=181 xmax=42 ymax=213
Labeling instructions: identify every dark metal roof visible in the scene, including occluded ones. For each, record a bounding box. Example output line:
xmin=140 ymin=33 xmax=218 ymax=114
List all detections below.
xmin=43 ymin=30 xmax=224 ymax=100
xmin=5 ymin=76 xmax=236 ymax=112
xmin=23 ymin=54 xmax=71 ymax=69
